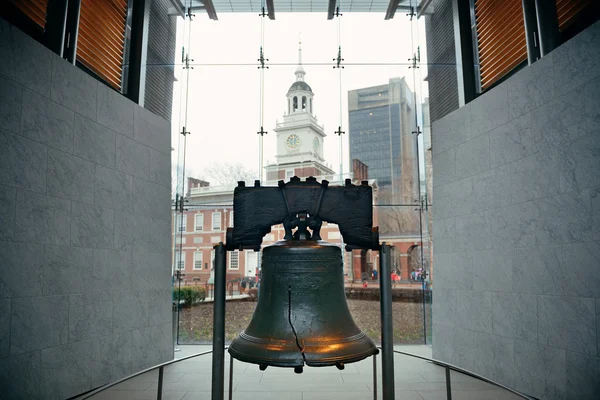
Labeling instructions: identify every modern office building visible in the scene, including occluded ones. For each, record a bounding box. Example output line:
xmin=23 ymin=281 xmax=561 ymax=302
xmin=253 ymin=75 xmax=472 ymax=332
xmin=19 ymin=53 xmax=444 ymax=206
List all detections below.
xmin=348 ymin=77 xmax=418 ymax=203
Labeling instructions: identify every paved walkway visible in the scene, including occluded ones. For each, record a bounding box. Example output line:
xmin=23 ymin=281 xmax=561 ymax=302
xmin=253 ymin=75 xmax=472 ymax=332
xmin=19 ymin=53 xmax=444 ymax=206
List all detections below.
xmin=87 ymin=345 xmax=523 ymax=400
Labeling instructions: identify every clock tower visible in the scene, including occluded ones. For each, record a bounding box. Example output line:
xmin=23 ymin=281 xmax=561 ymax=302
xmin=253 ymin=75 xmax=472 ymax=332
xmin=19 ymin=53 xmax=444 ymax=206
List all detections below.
xmin=265 ymin=41 xmax=335 ymax=181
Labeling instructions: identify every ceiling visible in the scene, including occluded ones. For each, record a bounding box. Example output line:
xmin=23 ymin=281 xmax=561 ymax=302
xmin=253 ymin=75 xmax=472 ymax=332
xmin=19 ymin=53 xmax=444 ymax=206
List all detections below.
xmin=172 ymin=0 xmax=433 ymax=20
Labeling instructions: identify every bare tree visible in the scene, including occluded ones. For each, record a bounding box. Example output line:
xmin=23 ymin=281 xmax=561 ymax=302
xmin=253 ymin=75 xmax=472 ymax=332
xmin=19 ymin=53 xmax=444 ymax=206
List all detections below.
xmin=376 ymin=179 xmax=421 ymax=236
xmin=204 ymin=163 xmax=257 ymax=186
xmin=171 ymin=164 xmax=202 ymax=199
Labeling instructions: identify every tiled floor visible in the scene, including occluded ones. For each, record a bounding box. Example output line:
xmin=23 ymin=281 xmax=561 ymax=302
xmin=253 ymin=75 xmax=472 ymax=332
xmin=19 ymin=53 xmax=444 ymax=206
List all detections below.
xmin=86 ymin=345 xmax=524 ymax=400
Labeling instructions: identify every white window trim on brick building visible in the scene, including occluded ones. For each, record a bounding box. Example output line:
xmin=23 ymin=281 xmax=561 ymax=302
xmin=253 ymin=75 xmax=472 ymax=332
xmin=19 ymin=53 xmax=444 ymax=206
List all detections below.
xmin=176 ymin=251 xmax=185 ymax=270
xmin=195 ymin=214 xmax=204 ymax=231
xmin=211 ymin=250 xmax=215 ymax=269
xmin=178 ymin=215 xmax=187 ymax=232
xmin=193 ymin=251 xmax=203 ymax=270
xmin=212 ymin=212 xmax=221 ymax=230
xmin=229 ymin=251 xmax=239 ymax=270
xmin=229 ymin=210 xmax=234 ymax=227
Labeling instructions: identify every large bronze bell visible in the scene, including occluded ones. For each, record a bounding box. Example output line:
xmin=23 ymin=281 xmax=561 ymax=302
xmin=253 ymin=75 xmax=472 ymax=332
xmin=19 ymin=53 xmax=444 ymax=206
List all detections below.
xmin=228 ymin=239 xmax=378 ymax=372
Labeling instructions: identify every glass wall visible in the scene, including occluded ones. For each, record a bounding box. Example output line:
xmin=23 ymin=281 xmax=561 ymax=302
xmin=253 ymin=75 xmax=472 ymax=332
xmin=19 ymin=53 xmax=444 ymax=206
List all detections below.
xmin=166 ymin=6 xmax=435 ymax=346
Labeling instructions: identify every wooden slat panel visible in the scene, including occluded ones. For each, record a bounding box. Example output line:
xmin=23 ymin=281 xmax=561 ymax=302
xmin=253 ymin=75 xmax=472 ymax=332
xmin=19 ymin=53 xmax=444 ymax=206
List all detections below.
xmin=556 ymin=0 xmax=591 ymax=32
xmin=76 ymin=0 xmax=128 ymax=90
xmin=475 ymin=0 xmax=527 ymax=90
xmin=12 ymin=0 xmax=48 ymax=29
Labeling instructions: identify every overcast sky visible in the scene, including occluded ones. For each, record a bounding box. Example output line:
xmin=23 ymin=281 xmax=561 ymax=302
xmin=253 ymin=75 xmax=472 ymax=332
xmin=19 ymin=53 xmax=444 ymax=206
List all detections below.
xmin=169 ymin=12 xmax=428 ymax=185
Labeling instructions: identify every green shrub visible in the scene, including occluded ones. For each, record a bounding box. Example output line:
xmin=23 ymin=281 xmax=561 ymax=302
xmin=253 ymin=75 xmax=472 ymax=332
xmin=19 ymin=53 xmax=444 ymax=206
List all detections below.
xmin=173 ymin=286 xmax=206 ymax=307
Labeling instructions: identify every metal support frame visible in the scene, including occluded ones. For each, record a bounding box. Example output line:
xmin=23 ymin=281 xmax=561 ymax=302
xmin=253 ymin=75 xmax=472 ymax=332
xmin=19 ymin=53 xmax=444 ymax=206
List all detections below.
xmin=445 ymin=365 xmax=452 ymax=400
xmin=157 ymin=366 xmax=164 ymax=400
xmin=265 ymin=0 xmax=275 ymax=20
xmin=522 ymin=0 xmax=541 ymax=64
xmin=378 ymin=243 xmax=395 ymax=400
xmin=63 ymin=0 xmax=81 ymax=64
xmin=534 ymin=0 xmax=560 ymax=56
xmin=453 ymin=0 xmax=478 ymax=101
xmin=211 ymin=243 xmax=227 ymax=400
xmin=228 ymin=356 xmax=234 ymax=400
xmin=327 ymin=0 xmax=337 ymax=19
xmin=372 ymin=353 xmax=377 ymax=400
xmin=384 ymin=0 xmax=401 ymax=20
xmin=127 ymin=0 xmax=150 ymax=104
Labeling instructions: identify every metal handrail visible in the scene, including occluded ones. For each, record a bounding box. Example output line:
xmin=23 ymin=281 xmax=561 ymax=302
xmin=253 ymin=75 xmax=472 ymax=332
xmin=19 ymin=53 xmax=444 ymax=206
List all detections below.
xmin=79 ymin=348 xmax=220 ymax=399
xmin=79 ymin=345 xmax=535 ymax=400
xmin=390 ymin=349 xmax=536 ymax=400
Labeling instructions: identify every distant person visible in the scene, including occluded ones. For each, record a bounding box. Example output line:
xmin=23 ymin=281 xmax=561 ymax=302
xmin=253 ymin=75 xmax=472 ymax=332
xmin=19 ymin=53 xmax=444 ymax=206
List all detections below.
xmin=372 ymin=269 xmax=378 ymax=280
xmin=363 ymin=280 xmax=368 ymax=288
xmin=240 ymin=279 xmax=247 ymax=294
xmin=391 ymin=271 xmax=399 ymax=288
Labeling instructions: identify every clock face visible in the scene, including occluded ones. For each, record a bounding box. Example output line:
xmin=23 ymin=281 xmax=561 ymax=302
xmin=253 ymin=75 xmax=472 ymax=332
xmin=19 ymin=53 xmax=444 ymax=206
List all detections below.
xmin=313 ymin=137 xmax=320 ymax=153
xmin=286 ymin=134 xmax=301 ymax=149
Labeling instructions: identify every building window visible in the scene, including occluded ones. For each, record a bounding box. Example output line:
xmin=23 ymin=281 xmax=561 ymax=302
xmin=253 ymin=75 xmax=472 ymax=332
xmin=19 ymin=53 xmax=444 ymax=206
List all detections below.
xmin=178 ymin=215 xmax=187 ymax=232
xmin=77 ymin=0 xmax=129 ymax=91
xmin=293 ymin=96 xmax=298 ymax=111
xmin=473 ymin=0 xmax=527 ymax=90
xmin=195 ymin=214 xmax=204 ymax=231
xmin=211 ymin=250 xmax=215 ymax=269
xmin=176 ymin=251 xmax=185 ymax=270
xmin=211 ymin=236 xmax=220 ymax=243
xmin=286 ymin=169 xmax=294 ymax=179
xmin=193 ymin=237 xmax=203 ymax=244
xmin=229 ymin=211 xmax=234 ymax=227
xmin=194 ymin=251 xmax=203 ymax=270
xmin=229 ymin=251 xmax=239 ymax=270
xmin=212 ymin=212 xmax=221 ymax=230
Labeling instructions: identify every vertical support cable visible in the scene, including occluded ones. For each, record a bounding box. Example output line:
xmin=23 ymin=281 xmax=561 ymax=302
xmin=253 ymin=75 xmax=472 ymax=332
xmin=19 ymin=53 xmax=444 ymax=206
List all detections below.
xmin=257 ymin=0 xmax=267 ymax=182
xmin=379 ymin=243 xmax=395 ymax=400
xmin=408 ymin=0 xmax=429 ymax=344
xmin=337 ymin=10 xmax=343 ymax=184
xmin=172 ymin=0 xmax=194 ymax=349
xmin=211 ymin=243 xmax=227 ymax=400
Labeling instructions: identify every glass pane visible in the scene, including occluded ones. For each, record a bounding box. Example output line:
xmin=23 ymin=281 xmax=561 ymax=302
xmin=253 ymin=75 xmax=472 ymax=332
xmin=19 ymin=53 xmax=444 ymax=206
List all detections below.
xmin=165 ymin=8 xmax=443 ymax=350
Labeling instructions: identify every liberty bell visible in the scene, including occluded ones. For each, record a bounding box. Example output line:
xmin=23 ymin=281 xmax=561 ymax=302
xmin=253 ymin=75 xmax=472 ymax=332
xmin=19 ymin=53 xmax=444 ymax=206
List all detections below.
xmin=226 ymin=177 xmax=380 ymax=373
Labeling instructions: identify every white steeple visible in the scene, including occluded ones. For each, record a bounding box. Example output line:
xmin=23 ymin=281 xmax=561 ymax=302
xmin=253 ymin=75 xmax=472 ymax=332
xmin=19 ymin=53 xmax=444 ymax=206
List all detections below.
xmin=264 ymin=41 xmax=334 ymax=182
xmin=295 ymin=39 xmax=305 ymax=82
xmin=286 ymin=36 xmax=314 ymax=116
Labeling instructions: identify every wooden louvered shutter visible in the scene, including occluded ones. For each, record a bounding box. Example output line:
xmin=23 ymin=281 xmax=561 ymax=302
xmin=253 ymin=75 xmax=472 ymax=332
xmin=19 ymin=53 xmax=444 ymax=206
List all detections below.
xmin=11 ymin=0 xmax=49 ymax=29
xmin=474 ymin=0 xmax=527 ymax=91
xmin=76 ymin=0 xmax=128 ymax=91
xmin=556 ymin=0 xmax=592 ymax=32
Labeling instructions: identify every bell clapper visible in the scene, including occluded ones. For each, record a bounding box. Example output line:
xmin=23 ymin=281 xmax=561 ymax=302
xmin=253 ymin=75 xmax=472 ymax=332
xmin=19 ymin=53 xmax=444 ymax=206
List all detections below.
xmin=336 ymin=362 xmax=345 ymax=370
xmin=294 ymin=366 xmax=303 ymax=374
xmin=259 ymin=364 xmax=268 ymax=371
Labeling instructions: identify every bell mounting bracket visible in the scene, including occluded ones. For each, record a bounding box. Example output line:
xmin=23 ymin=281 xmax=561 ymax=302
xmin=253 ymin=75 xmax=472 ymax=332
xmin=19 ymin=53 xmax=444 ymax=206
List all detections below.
xmin=225 ymin=176 xmax=379 ymax=251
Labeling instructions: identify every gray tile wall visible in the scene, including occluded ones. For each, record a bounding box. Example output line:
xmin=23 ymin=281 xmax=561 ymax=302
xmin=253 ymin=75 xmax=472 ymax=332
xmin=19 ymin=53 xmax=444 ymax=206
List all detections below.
xmin=431 ymin=20 xmax=600 ymax=400
xmin=0 ymin=18 xmax=173 ymax=399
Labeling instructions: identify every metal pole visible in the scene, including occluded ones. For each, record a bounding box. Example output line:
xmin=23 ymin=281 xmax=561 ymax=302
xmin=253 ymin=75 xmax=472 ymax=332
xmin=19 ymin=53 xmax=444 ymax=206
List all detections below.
xmin=445 ymin=365 xmax=452 ymax=400
xmin=229 ymin=355 xmax=234 ymax=400
xmin=211 ymin=243 xmax=227 ymax=400
xmin=379 ymin=243 xmax=395 ymax=399
xmin=372 ymin=353 xmax=377 ymax=400
xmin=157 ymin=366 xmax=164 ymax=400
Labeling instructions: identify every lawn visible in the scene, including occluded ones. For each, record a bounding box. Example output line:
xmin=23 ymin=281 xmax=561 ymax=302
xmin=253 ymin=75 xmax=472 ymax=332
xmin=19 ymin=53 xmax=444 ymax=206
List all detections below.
xmin=177 ymin=298 xmax=431 ymax=344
